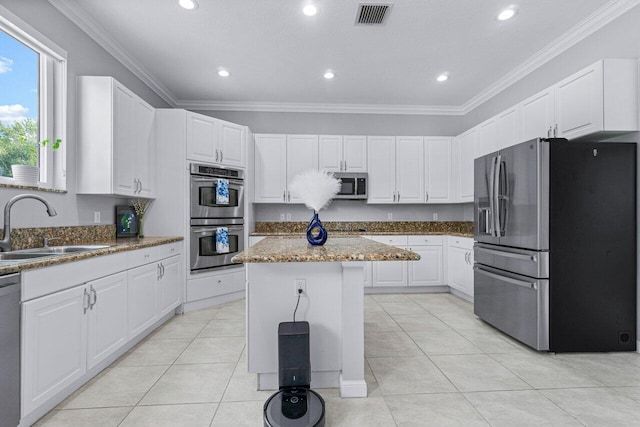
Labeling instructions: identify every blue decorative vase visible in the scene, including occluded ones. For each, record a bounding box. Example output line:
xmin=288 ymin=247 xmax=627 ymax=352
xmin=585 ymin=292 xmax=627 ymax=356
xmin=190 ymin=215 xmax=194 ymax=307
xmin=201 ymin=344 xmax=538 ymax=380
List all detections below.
xmin=306 ymin=211 xmax=328 ymax=246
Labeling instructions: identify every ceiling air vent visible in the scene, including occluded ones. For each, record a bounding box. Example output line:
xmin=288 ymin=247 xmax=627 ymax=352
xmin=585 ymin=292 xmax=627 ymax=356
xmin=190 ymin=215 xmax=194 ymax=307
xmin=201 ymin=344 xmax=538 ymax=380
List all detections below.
xmin=355 ymin=3 xmax=393 ymax=25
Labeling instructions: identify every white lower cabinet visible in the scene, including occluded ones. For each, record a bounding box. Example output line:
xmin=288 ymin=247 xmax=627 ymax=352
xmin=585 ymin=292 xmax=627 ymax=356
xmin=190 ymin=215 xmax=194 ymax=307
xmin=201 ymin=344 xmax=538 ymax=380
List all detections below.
xmin=22 ymin=286 xmax=88 ymax=416
xmin=370 ymin=235 xmax=444 ymax=288
xmin=447 ymin=236 xmax=474 ymax=297
xmin=86 ymin=272 xmax=128 ymax=370
xmin=128 ymin=263 xmax=159 ymax=338
xmin=21 ymin=244 xmax=183 ymax=422
xmin=408 ymin=236 xmax=444 ymax=286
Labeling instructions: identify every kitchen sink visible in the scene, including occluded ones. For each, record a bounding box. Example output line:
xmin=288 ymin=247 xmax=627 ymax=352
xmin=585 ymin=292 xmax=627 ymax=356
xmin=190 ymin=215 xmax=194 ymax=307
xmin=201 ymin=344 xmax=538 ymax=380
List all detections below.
xmin=0 ymin=252 xmax=58 ymax=261
xmin=0 ymin=245 xmax=112 ymax=261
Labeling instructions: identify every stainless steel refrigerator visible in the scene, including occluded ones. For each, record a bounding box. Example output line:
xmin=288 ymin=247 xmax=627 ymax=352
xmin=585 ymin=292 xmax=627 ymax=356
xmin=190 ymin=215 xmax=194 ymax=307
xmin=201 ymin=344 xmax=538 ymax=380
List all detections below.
xmin=474 ymin=137 xmax=636 ymax=352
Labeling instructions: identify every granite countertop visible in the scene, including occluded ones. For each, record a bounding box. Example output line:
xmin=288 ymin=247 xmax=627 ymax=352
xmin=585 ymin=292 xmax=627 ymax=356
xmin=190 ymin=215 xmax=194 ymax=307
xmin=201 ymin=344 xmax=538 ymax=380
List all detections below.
xmin=0 ymin=236 xmax=183 ymax=275
xmin=232 ymin=236 xmax=420 ymax=263
xmin=252 ymin=221 xmax=474 ymax=238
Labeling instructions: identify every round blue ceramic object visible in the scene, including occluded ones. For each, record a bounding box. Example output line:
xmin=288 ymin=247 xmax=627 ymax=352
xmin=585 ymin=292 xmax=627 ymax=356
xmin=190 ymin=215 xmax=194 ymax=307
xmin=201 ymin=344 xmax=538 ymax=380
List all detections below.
xmin=306 ymin=212 xmax=328 ymax=246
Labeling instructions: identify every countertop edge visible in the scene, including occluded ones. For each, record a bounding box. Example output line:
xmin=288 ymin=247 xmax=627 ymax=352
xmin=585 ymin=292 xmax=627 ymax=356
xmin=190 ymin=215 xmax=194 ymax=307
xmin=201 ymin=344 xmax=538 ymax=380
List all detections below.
xmin=0 ymin=236 xmax=183 ymax=275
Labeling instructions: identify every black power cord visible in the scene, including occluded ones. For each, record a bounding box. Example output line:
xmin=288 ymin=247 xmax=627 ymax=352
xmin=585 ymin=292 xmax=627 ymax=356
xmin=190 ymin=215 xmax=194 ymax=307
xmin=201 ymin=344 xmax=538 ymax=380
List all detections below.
xmin=293 ymin=288 xmax=303 ymax=322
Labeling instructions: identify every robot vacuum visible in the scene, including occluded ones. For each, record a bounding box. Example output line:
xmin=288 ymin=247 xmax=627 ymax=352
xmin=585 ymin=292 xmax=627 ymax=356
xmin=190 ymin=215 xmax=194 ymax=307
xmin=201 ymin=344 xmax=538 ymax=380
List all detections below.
xmin=263 ymin=321 xmax=326 ymax=427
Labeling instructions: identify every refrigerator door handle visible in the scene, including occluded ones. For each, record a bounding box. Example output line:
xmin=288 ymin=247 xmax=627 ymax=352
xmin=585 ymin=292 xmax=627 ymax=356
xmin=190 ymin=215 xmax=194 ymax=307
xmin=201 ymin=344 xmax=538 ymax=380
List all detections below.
xmin=474 ymin=266 xmax=537 ymax=290
xmin=489 ymin=156 xmax=497 ymax=237
xmin=493 ymin=155 xmax=502 ymax=237
xmin=475 ymin=246 xmax=537 ymax=261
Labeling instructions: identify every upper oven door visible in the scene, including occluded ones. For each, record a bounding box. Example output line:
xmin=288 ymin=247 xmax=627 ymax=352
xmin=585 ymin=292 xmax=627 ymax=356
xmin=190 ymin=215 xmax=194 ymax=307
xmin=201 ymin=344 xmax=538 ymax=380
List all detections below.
xmin=190 ymin=176 xmax=244 ymax=219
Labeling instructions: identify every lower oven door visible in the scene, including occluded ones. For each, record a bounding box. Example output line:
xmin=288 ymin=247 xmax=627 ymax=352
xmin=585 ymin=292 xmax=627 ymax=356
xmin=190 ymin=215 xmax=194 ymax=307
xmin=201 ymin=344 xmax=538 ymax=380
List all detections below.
xmin=190 ymin=225 xmax=244 ymax=273
xmin=473 ymin=265 xmax=549 ymax=351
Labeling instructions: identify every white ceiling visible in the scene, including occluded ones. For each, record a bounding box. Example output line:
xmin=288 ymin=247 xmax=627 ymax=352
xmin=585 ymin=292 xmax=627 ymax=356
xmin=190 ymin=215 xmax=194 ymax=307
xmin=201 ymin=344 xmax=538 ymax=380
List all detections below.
xmin=50 ymin=0 xmax=637 ymax=114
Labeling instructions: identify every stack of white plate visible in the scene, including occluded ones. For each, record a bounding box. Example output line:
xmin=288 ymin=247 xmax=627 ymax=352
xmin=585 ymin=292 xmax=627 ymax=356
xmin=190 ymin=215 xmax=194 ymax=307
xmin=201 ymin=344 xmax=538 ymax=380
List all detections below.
xmin=11 ymin=165 xmax=39 ymax=186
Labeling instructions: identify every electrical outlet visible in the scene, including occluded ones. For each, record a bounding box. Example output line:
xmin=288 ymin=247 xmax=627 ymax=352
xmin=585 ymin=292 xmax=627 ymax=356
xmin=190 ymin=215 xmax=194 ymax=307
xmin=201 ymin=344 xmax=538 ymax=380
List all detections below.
xmin=280 ymin=213 xmax=285 ymax=221
xmin=94 ymin=211 xmax=101 ymax=224
xmin=433 ymin=212 xmax=438 ymax=221
xmin=387 ymin=212 xmax=392 ymax=220
xmin=295 ymin=278 xmax=306 ymax=296
xmin=286 ymin=213 xmax=292 ymax=221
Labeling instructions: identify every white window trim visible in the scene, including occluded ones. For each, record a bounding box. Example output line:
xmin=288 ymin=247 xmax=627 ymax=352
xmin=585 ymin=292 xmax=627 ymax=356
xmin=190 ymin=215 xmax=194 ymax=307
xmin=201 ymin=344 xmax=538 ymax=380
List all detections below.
xmin=0 ymin=4 xmax=67 ymax=190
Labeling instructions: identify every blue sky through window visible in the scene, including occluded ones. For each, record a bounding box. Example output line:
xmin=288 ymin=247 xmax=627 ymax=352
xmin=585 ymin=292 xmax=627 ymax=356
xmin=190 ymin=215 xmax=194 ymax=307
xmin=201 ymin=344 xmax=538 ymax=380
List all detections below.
xmin=0 ymin=28 xmax=38 ymax=125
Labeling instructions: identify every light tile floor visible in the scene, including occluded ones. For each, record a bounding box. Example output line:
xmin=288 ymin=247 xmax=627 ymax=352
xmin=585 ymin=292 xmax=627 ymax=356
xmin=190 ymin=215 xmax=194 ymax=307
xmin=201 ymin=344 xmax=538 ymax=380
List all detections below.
xmin=35 ymin=293 xmax=640 ymax=426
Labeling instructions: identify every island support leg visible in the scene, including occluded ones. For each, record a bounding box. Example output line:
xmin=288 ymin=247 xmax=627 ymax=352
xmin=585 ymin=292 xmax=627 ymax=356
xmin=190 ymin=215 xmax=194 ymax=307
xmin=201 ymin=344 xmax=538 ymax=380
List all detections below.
xmin=339 ymin=262 xmax=367 ymax=398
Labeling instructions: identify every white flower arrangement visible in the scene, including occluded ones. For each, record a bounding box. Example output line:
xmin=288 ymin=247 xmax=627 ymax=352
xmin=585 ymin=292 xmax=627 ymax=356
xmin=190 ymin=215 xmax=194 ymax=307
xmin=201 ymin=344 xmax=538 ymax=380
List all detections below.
xmin=289 ymin=170 xmax=341 ymax=212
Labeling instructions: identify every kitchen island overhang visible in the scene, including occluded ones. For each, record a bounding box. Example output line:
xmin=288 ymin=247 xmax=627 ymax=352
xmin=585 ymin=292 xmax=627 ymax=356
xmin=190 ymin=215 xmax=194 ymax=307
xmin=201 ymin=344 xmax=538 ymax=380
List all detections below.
xmin=232 ymin=236 xmax=419 ymax=398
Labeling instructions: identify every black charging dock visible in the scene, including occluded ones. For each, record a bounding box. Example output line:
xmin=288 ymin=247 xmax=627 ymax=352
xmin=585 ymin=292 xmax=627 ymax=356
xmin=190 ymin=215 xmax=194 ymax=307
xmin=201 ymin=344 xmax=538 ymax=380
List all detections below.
xmin=263 ymin=321 xmax=325 ymax=427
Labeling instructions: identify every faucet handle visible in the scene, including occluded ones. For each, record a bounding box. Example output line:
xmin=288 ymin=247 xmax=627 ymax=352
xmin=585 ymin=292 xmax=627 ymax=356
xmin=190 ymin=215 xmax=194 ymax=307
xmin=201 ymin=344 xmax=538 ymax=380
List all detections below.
xmin=43 ymin=237 xmax=62 ymax=247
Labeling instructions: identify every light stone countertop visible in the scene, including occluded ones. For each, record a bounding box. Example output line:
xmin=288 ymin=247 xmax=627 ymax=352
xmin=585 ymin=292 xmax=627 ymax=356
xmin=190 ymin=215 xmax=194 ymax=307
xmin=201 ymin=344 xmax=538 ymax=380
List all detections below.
xmin=232 ymin=236 xmax=420 ymax=263
xmin=0 ymin=236 xmax=183 ymax=275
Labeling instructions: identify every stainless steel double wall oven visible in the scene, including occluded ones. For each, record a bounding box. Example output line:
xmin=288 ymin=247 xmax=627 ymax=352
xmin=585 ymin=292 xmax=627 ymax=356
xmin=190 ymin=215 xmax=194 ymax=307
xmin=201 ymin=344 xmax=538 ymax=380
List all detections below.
xmin=190 ymin=163 xmax=245 ymax=273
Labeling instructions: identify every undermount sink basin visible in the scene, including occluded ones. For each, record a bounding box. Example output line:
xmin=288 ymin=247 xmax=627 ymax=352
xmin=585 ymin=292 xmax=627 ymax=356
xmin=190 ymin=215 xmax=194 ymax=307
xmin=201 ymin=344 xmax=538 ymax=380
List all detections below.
xmin=0 ymin=252 xmax=58 ymax=261
xmin=38 ymin=245 xmax=112 ymax=254
xmin=0 ymin=245 xmax=112 ymax=261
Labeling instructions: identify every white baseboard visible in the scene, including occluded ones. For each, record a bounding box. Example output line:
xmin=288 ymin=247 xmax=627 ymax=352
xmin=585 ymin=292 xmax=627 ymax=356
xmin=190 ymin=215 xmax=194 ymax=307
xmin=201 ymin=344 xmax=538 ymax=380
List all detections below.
xmin=339 ymin=375 xmax=368 ymax=398
xmin=364 ymin=285 xmax=449 ymax=294
xmin=182 ymin=290 xmax=245 ymax=312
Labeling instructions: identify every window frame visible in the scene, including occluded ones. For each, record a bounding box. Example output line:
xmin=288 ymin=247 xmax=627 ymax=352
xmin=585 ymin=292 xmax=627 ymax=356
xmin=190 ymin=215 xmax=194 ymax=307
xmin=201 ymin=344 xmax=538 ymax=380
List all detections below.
xmin=0 ymin=4 xmax=67 ymax=190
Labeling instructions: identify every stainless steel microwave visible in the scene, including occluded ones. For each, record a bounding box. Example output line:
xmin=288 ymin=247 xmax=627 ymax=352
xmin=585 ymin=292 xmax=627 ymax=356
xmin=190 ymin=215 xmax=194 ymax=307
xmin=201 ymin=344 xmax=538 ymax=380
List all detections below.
xmin=333 ymin=173 xmax=367 ymax=200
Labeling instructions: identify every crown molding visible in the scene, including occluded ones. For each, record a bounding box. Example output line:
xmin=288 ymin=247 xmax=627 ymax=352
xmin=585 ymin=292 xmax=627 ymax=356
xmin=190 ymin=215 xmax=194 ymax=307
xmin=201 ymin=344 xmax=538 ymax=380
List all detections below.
xmin=48 ymin=0 xmax=178 ymax=106
xmin=175 ymin=100 xmax=465 ymax=115
xmin=461 ymin=0 xmax=640 ymax=114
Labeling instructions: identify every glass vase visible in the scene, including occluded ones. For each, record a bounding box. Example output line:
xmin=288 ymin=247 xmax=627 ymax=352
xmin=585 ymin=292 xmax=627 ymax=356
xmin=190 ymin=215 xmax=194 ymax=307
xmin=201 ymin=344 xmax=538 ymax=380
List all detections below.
xmin=306 ymin=211 xmax=327 ymax=246
xmin=138 ymin=217 xmax=144 ymax=238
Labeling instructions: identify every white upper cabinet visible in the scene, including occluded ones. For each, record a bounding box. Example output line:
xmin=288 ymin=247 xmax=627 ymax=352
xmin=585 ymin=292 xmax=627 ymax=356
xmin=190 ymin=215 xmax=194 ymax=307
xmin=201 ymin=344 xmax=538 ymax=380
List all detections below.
xmin=253 ymin=134 xmax=318 ymax=203
xmin=520 ymin=87 xmax=555 ymax=142
xmin=555 ymin=59 xmax=638 ymax=139
xmin=218 ymin=120 xmax=246 ymax=168
xmin=367 ymin=136 xmax=424 ymax=204
xmin=319 ymin=135 xmax=367 ymax=172
xmin=424 ymin=137 xmax=452 ymax=203
xmin=77 ymin=76 xmax=156 ymax=198
xmin=478 ymin=118 xmax=497 ymax=157
xmin=519 ymin=59 xmax=638 ymax=142
xmin=367 ymin=136 xmax=396 ymax=203
xmin=453 ymin=129 xmax=475 ymax=203
xmin=186 ymin=112 xmax=246 ymax=167
xmin=254 ymin=134 xmax=287 ymax=203
xmin=495 ymin=105 xmax=521 ymax=151
xmin=286 ymin=135 xmax=319 ymax=204
xmin=186 ymin=113 xmax=218 ymax=162
xmin=395 ymin=136 xmax=425 ymax=203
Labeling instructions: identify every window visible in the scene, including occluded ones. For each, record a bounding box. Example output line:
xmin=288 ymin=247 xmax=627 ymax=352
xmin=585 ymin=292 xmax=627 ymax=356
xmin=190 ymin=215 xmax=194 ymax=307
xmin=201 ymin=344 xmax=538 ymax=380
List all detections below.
xmin=0 ymin=5 xmax=66 ymax=190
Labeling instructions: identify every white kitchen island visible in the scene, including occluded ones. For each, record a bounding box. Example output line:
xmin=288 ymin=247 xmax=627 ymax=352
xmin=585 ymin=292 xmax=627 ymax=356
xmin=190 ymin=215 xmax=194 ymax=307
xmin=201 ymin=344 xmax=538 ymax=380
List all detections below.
xmin=232 ymin=236 xmax=419 ymax=398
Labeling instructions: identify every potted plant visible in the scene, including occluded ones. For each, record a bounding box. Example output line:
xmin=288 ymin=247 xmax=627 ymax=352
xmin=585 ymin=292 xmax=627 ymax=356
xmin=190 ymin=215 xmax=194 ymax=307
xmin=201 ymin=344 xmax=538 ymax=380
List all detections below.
xmin=11 ymin=138 xmax=61 ymax=185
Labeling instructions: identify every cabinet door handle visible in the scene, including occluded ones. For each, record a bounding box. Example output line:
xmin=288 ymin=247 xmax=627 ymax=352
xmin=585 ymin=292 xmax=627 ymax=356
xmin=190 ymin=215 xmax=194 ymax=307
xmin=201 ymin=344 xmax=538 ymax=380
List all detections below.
xmin=283 ymin=190 xmax=286 ymax=202
xmin=133 ymin=179 xmax=138 ymax=193
xmin=464 ymin=252 xmax=469 ymax=264
xmin=157 ymin=264 xmax=162 ymax=280
xmin=547 ymin=126 xmax=552 ymax=138
xmin=393 ymin=192 xmax=396 ymax=202
xmin=138 ymin=179 xmax=143 ymax=193
xmin=161 ymin=263 xmax=165 ymax=278
xmin=287 ymin=191 xmax=291 ymax=202
xmin=397 ymin=192 xmax=400 ymax=202
xmin=215 ymin=149 xmax=219 ymax=162
xmin=426 ymin=192 xmax=429 ymax=202
xmin=90 ymin=286 xmax=97 ymax=309
xmin=554 ymin=124 xmax=558 ymax=137
xmin=344 ymin=160 xmax=347 ymax=171
xmin=220 ymin=150 xmax=223 ymax=162
xmin=83 ymin=288 xmax=90 ymax=314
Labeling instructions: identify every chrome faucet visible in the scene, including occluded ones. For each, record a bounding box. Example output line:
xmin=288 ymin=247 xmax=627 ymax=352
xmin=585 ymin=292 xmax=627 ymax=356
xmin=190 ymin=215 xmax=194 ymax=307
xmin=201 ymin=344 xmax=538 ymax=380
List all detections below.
xmin=0 ymin=194 xmax=57 ymax=252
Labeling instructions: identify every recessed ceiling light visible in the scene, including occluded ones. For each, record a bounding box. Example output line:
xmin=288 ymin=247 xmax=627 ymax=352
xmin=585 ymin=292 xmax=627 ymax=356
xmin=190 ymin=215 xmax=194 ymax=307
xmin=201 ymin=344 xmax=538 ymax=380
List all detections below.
xmin=436 ymin=73 xmax=449 ymax=82
xmin=497 ymin=7 xmax=517 ymax=21
xmin=323 ymin=71 xmax=335 ymax=79
xmin=179 ymin=0 xmax=198 ymax=10
xmin=303 ymin=4 xmax=318 ymax=16
xmin=218 ymin=69 xmax=230 ymax=77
